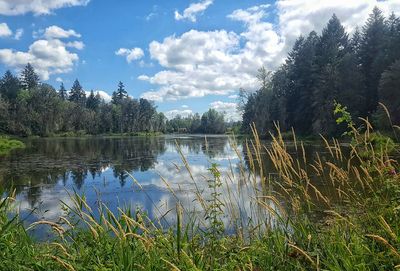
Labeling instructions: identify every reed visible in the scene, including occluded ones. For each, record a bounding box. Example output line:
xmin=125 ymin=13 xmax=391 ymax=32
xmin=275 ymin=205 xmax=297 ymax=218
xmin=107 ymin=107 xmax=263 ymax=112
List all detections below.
xmin=0 ymin=116 xmax=399 ymax=270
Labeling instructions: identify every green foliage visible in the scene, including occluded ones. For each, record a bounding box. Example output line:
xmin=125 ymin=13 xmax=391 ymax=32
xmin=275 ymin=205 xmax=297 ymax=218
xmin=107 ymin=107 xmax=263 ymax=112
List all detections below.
xmin=111 ymin=81 xmax=128 ymax=105
xmin=0 ymin=130 xmax=399 ymax=270
xmin=201 ymin=109 xmax=226 ymax=134
xmin=58 ymin=82 xmax=68 ymax=100
xmin=242 ymin=8 xmax=400 ymax=137
xmin=334 ymin=101 xmax=355 ymax=136
xmin=20 ymin=63 xmax=39 ymax=91
xmin=166 ymin=110 xmax=227 ymax=134
xmin=205 ymin=163 xmax=224 ymax=238
xmin=0 ymin=68 xmax=167 ymax=137
xmin=68 ymin=79 xmax=86 ymax=105
xmin=0 ymin=136 xmax=25 ymax=155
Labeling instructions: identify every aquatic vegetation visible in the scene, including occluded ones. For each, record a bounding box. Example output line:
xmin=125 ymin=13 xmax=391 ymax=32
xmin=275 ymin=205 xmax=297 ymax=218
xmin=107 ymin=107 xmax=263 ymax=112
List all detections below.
xmin=0 ymin=136 xmax=25 ymax=155
xmin=0 ymin=118 xmax=399 ymax=270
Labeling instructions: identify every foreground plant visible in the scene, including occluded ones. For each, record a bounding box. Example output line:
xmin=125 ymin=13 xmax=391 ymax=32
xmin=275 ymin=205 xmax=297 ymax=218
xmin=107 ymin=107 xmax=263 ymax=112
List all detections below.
xmin=0 ymin=116 xmax=399 ymax=270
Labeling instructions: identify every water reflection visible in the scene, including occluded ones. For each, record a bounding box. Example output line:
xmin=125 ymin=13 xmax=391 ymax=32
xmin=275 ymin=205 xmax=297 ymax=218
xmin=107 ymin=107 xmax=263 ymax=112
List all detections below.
xmin=0 ymin=135 xmax=247 ymax=237
xmin=1 ymin=135 xmax=341 ymax=240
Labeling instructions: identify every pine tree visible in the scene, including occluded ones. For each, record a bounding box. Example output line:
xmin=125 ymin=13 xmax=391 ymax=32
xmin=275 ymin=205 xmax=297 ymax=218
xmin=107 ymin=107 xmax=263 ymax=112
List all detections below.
xmin=0 ymin=70 xmax=20 ymax=101
xmin=69 ymin=79 xmax=86 ymax=105
xmin=286 ymin=31 xmax=318 ymax=134
xmin=58 ymin=83 xmax=68 ymax=100
xmin=385 ymin=12 xmax=400 ymax=65
xmin=359 ymin=7 xmax=387 ymax=115
xmin=112 ymin=81 xmax=128 ymax=104
xmin=378 ymin=59 xmax=400 ymax=125
xmin=312 ymin=14 xmax=349 ymax=135
xmin=86 ymin=90 xmax=100 ymax=110
xmin=20 ymin=63 xmax=40 ymax=90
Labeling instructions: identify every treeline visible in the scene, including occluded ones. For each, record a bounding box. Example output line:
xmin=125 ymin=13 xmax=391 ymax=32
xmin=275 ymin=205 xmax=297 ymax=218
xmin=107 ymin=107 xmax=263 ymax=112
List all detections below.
xmin=0 ymin=64 xmax=166 ymax=136
xmin=166 ymin=109 xmax=226 ymax=134
xmin=241 ymin=8 xmax=400 ymax=136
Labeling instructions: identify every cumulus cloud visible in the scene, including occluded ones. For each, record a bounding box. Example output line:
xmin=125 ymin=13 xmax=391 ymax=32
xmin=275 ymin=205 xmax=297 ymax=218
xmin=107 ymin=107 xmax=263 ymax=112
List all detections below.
xmin=0 ymin=25 xmax=83 ymax=80
xmin=141 ymin=10 xmax=282 ymax=101
xmin=0 ymin=22 xmax=12 ymax=37
xmin=44 ymin=25 xmax=81 ymax=39
xmin=210 ymin=101 xmax=241 ymax=121
xmin=0 ymin=39 xmax=79 ymax=80
xmin=175 ymin=0 xmax=213 ymax=22
xmin=140 ymin=0 xmax=400 ymax=102
xmin=0 ymin=24 xmax=24 ymax=40
xmin=0 ymin=0 xmax=90 ymax=16
xmin=85 ymin=90 xmax=112 ymax=102
xmin=165 ymin=109 xmax=193 ymax=119
xmin=115 ymin=48 xmax=144 ymax=63
xmin=276 ymin=0 xmax=400 ymax=54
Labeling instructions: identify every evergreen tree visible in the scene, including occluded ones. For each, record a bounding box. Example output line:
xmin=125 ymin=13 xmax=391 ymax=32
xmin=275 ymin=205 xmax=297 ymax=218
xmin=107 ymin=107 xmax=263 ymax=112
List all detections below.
xmin=385 ymin=12 xmax=400 ymax=64
xmin=312 ymin=14 xmax=349 ymax=135
xmin=377 ymin=59 xmax=400 ymax=125
xmin=359 ymin=7 xmax=387 ymax=115
xmin=69 ymin=79 xmax=86 ymax=105
xmin=287 ymin=31 xmax=318 ymax=134
xmin=86 ymin=90 xmax=101 ymax=110
xmin=20 ymin=63 xmax=40 ymax=90
xmin=112 ymin=81 xmax=128 ymax=104
xmin=0 ymin=70 xmax=20 ymax=101
xmin=58 ymin=83 xmax=68 ymax=100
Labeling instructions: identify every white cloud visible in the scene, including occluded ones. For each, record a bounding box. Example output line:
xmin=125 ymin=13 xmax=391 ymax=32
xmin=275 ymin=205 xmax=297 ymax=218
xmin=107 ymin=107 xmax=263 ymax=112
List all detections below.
xmin=0 ymin=39 xmax=79 ymax=80
xmin=141 ymin=1 xmax=400 ymax=102
xmin=0 ymin=0 xmax=90 ymax=16
xmin=210 ymin=101 xmax=241 ymax=121
xmin=55 ymin=77 xmax=63 ymax=82
xmin=115 ymin=47 xmax=144 ymax=63
xmin=227 ymin=4 xmax=270 ymax=25
xmin=0 ymin=22 xmax=12 ymax=37
xmin=141 ymin=21 xmax=281 ymax=101
xmin=14 ymin=28 xmax=23 ymax=40
xmin=85 ymin=90 xmax=112 ymax=102
xmin=181 ymin=105 xmax=189 ymax=108
xmin=66 ymin=41 xmax=85 ymax=50
xmin=165 ymin=109 xmax=193 ymax=119
xmin=138 ymin=75 xmax=150 ymax=81
xmin=174 ymin=0 xmax=213 ymax=22
xmin=276 ymin=0 xmax=400 ymax=54
xmin=228 ymin=94 xmax=238 ymax=99
xmin=0 ymin=25 xmax=83 ymax=80
xmin=44 ymin=25 xmax=81 ymax=39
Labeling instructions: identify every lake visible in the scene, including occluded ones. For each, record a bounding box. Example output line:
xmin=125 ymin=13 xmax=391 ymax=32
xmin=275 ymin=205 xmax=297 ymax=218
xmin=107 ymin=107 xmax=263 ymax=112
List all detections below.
xmin=0 ymin=135 xmax=329 ymax=239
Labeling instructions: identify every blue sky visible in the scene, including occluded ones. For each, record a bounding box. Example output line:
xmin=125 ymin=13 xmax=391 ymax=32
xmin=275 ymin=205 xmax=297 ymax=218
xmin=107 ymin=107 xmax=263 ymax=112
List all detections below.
xmin=0 ymin=0 xmax=399 ymax=120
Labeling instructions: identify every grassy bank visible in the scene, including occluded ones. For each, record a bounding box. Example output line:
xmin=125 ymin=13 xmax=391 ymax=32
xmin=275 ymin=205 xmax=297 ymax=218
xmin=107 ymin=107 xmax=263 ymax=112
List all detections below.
xmin=0 ymin=120 xmax=399 ymax=270
xmin=0 ymin=136 xmax=25 ymax=155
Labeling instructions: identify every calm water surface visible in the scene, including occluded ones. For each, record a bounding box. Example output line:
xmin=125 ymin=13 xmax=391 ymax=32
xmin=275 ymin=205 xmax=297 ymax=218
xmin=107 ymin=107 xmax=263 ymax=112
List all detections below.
xmin=0 ymin=135 xmax=328 ymax=238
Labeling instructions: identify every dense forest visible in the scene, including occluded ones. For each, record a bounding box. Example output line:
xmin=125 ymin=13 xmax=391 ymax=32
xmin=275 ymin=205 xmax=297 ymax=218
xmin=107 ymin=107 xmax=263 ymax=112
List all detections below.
xmin=0 ymin=65 xmax=231 ymax=136
xmin=0 ymin=65 xmax=166 ymax=136
xmin=165 ymin=110 xmax=238 ymax=134
xmin=241 ymin=8 xmax=400 ymax=137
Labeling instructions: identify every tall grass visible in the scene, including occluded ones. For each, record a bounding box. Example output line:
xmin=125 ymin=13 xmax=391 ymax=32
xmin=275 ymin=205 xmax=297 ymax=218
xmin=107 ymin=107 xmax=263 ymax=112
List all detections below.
xmin=0 ymin=117 xmax=399 ymax=270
